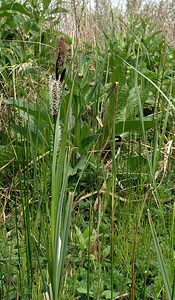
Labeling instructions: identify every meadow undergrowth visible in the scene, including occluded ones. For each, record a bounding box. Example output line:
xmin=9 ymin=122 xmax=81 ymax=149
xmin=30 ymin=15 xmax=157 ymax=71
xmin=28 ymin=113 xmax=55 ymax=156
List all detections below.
xmin=0 ymin=1 xmax=175 ymax=299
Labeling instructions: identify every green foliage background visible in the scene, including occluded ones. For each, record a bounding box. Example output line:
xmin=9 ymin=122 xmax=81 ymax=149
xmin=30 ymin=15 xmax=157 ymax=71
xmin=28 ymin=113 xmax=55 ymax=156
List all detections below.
xmin=0 ymin=1 xmax=175 ymax=299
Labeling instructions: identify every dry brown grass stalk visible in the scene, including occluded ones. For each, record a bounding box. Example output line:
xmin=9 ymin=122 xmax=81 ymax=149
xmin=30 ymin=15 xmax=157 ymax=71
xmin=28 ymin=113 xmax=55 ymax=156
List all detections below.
xmin=60 ymin=0 xmax=175 ymax=46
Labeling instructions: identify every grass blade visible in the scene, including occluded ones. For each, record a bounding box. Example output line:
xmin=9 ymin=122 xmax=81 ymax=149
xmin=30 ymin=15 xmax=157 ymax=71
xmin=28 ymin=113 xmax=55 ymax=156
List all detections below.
xmin=147 ymin=209 xmax=173 ymax=299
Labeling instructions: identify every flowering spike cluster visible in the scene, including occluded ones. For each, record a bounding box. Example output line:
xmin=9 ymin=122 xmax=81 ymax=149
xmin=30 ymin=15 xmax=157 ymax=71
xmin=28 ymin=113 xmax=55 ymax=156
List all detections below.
xmin=49 ymin=75 xmax=62 ymax=117
xmin=55 ymin=124 xmax=62 ymax=152
xmin=56 ymin=36 xmax=68 ymax=81
xmin=49 ymin=36 xmax=68 ymax=152
xmin=49 ymin=75 xmax=62 ymax=152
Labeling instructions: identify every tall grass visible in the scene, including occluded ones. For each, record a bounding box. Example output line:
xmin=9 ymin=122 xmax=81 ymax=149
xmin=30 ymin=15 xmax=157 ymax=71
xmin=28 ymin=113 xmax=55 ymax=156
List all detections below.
xmin=0 ymin=1 xmax=175 ymax=299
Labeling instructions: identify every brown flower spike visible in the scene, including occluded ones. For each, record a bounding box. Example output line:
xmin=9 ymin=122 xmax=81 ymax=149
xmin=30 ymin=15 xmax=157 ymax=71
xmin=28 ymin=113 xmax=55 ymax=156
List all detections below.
xmin=55 ymin=36 xmax=68 ymax=81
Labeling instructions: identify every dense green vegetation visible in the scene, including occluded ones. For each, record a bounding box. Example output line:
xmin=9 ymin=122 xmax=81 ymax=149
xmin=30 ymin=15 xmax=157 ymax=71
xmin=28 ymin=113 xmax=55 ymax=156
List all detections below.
xmin=0 ymin=1 xmax=175 ymax=299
